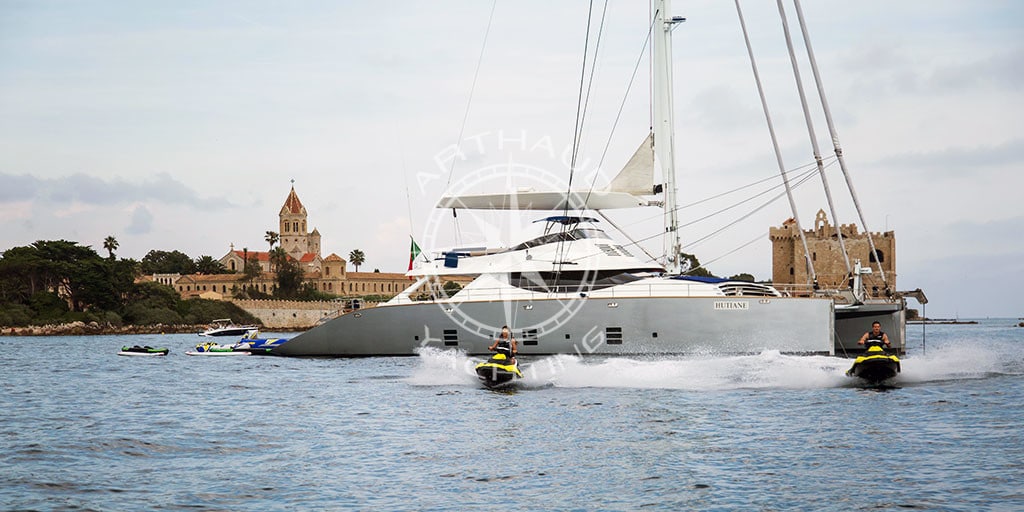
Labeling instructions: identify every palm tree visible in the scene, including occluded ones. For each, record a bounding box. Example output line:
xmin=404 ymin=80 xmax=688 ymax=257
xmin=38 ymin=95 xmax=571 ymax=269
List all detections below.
xmin=195 ymin=255 xmax=227 ymax=274
xmin=269 ymin=247 xmax=289 ymax=273
xmin=348 ymin=249 xmax=365 ymax=272
xmin=265 ymin=231 xmax=279 ymax=250
xmin=103 ymin=236 xmax=119 ymax=260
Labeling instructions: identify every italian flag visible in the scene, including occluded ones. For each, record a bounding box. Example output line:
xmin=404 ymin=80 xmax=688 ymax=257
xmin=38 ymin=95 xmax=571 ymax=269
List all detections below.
xmin=408 ymin=236 xmax=422 ymax=271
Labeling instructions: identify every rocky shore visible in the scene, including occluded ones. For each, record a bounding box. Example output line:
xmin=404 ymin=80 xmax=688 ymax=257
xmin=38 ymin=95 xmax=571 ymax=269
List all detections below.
xmin=1 ymin=321 xmax=213 ymax=336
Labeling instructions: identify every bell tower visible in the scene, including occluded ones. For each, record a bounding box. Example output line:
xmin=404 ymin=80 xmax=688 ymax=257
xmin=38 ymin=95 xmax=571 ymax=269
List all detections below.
xmin=279 ymin=182 xmax=309 ymax=260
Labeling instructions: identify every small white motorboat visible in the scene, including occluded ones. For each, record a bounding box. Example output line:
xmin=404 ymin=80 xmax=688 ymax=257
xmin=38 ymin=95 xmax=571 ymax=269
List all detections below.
xmin=198 ymin=319 xmax=259 ymax=338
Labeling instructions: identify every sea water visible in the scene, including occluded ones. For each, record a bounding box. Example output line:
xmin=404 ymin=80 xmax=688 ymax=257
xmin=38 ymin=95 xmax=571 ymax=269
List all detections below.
xmin=1 ymin=319 xmax=1022 ymax=510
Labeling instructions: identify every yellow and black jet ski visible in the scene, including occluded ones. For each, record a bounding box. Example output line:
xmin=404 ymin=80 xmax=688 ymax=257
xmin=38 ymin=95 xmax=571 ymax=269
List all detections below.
xmin=474 ymin=353 xmax=523 ymax=388
xmin=846 ymin=345 xmax=901 ymax=383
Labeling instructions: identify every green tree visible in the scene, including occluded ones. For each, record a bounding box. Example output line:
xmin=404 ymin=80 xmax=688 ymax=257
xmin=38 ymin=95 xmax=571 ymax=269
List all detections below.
xmin=269 ymin=247 xmax=289 ymax=273
xmin=348 ymin=249 xmax=365 ymax=272
xmin=243 ymin=253 xmax=262 ymax=284
xmin=140 ymin=249 xmax=197 ymax=275
xmin=680 ymin=252 xmax=714 ymax=278
xmin=128 ymin=280 xmax=181 ymax=310
xmin=0 ymin=245 xmax=47 ymax=302
xmin=103 ymin=235 xmax=119 ymax=260
xmin=728 ymin=273 xmax=755 ymax=282
xmin=30 ymin=240 xmax=105 ymax=311
xmin=274 ymin=255 xmax=305 ymax=298
xmin=195 ymin=255 xmax=228 ymax=274
xmin=265 ymin=231 xmax=279 ymax=250
xmin=442 ymin=280 xmax=462 ymax=296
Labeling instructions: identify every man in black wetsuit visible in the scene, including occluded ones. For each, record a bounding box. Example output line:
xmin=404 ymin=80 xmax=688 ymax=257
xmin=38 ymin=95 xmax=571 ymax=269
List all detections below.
xmin=487 ymin=325 xmax=518 ymax=366
xmin=858 ymin=321 xmax=891 ymax=349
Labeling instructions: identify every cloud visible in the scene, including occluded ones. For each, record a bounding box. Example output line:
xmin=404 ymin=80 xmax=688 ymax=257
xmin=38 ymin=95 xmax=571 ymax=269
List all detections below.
xmin=868 ymin=138 xmax=1024 ymax=175
xmin=124 ymin=204 xmax=154 ymax=235
xmin=0 ymin=172 xmax=235 ymax=207
xmin=0 ymin=174 xmax=40 ymax=202
xmin=927 ymin=47 xmax=1024 ymax=93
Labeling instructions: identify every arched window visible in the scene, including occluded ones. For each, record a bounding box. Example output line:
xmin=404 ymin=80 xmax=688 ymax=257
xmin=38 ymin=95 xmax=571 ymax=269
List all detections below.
xmin=869 ymin=250 xmax=885 ymax=263
xmin=230 ymin=261 xmax=236 ymax=271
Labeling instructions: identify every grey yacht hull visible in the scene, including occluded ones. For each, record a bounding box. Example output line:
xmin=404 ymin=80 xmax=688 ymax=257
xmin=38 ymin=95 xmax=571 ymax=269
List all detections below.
xmin=273 ymin=295 xmax=835 ymax=356
xmin=834 ymin=300 xmax=906 ymax=354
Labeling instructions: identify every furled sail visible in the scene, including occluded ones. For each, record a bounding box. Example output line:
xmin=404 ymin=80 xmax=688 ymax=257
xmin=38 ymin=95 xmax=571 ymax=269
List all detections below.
xmin=437 ymin=190 xmax=647 ymax=210
xmin=437 ymin=132 xmax=656 ymax=211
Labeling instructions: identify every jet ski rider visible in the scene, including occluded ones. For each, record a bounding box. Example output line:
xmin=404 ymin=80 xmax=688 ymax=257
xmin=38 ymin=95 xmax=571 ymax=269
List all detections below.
xmin=858 ymin=321 xmax=891 ymax=350
xmin=488 ymin=326 xmax=518 ymax=366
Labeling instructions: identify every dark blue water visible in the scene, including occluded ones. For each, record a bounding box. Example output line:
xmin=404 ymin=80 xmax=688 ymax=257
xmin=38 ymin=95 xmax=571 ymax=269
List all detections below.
xmin=2 ymin=320 xmax=1022 ymax=510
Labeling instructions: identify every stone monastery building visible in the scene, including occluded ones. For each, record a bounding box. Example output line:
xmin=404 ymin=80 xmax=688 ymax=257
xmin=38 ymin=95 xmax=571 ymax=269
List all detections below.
xmin=161 ymin=185 xmax=413 ymax=300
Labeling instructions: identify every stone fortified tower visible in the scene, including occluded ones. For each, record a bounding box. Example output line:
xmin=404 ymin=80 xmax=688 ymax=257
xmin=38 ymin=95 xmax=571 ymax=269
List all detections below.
xmin=769 ymin=209 xmax=896 ymax=297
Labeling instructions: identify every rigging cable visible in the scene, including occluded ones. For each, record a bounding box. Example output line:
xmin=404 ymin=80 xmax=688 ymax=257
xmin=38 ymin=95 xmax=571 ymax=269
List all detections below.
xmin=445 ymin=0 xmax=499 ymax=247
xmin=583 ymin=8 xmax=658 ymax=206
xmin=775 ymin=0 xmax=852 ymax=278
xmin=734 ymin=0 xmax=817 ymax=289
xmin=791 ymin=0 xmax=890 ymax=292
xmin=553 ymin=0 xmax=604 ymax=284
xmin=609 ymin=162 xmax=822 ymax=263
xmin=682 ymin=161 xmax=821 ymax=251
xmin=614 ymin=157 xmax=830 ymax=231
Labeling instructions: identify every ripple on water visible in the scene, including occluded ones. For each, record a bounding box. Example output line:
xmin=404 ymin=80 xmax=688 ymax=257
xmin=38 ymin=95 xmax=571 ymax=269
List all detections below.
xmin=0 ymin=327 xmax=1022 ymax=510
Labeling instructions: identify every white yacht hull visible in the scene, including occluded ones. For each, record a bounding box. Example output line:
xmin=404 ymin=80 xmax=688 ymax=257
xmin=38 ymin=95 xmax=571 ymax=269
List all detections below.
xmin=274 ymin=295 xmax=834 ymax=356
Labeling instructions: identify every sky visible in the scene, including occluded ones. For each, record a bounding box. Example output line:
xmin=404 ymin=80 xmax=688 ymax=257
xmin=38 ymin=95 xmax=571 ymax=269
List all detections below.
xmin=1 ymin=1 xmax=1021 ymax=318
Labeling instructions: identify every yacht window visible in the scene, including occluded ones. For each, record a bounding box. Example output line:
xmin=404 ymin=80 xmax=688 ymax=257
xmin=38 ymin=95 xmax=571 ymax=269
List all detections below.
xmin=509 ymin=271 xmax=642 ymax=293
xmin=508 ymin=228 xmax=610 ymax=252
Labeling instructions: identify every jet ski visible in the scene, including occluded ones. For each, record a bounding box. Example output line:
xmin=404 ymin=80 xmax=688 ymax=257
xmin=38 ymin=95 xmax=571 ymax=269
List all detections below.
xmin=186 ymin=341 xmax=250 ymax=356
xmin=474 ymin=352 xmax=523 ymax=388
xmin=846 ymin=344 xmax=901 ymax=383
xmin=118 ymin=345 xmax=169 ymax=356
xmin=231 ymin=337 xmax=289 ymax=355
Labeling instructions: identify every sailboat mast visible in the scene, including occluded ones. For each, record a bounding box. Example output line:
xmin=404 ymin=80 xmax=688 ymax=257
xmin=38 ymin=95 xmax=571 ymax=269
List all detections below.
xmin=653 ymin=0 xmax=683 ymax=274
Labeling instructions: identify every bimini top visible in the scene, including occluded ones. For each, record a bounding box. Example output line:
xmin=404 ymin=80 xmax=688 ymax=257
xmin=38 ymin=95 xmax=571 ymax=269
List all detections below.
xmin=672 ymin=275 xmax=728 ymax=284
xmin=533 ymin=216 xmax=599 ymax=225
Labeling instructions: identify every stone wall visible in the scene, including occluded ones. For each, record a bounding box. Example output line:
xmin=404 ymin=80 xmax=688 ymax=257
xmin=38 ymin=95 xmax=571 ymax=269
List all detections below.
xmin=227 ymin=299 xmax=378 ymax=330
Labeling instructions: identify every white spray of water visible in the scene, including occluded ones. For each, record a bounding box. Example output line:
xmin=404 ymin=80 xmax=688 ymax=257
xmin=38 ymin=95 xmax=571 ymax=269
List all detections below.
xmin=408 ymin=341 xmax=1018 ymax=390
xmin=406 ymin=346 xmax=480 ymax=386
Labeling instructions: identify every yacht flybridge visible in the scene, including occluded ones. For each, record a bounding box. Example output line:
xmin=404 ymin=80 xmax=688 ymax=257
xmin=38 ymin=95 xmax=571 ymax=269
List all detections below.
xmin=271 ymin=0 xmax=883 ymax=357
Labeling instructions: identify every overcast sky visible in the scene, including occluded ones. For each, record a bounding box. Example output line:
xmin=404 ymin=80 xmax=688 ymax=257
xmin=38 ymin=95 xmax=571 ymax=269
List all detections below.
xmin=1 ymin=1 xmax=1021 ymax=318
